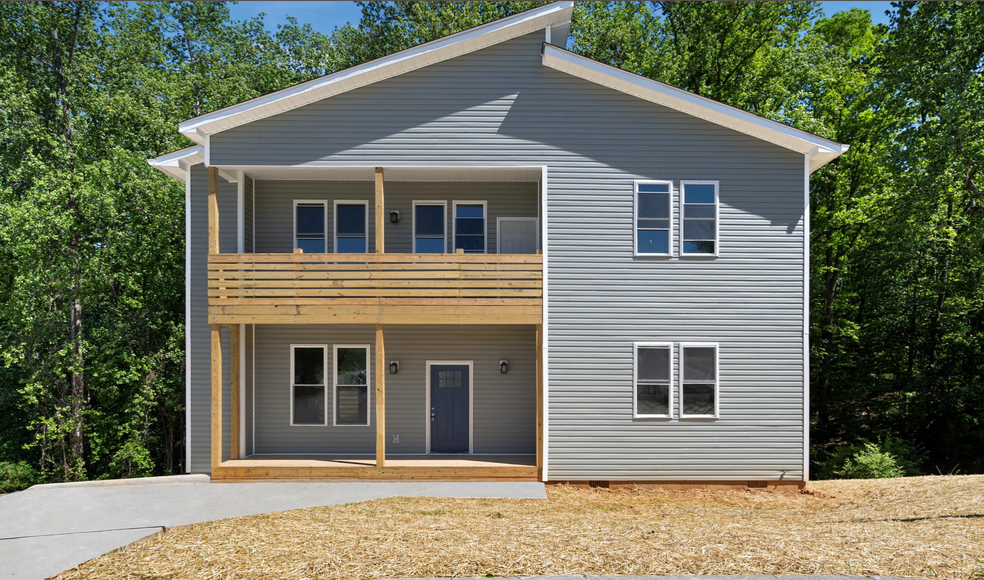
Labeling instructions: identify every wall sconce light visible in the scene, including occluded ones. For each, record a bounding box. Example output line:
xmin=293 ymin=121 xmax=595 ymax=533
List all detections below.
xmin=499 ymin=360 xmax=509 ymax=374
xmin=389 ymin=210 xmax=400 ymax=223
xmin=389 ymin=360 xmax=399 ymax=374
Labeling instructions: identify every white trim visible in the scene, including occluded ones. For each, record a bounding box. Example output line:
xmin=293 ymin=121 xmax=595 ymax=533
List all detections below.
xmin=452 ymin=200 xmax=488 ymax=254
xmin=178 ymin=2 xmax=574 ymax=143
xmin=803 ymin=151 xmax=815 ymax=481
xmin=184 ymin=170 xmax=191 ymax=473
xmin=289 ymin=344 xmax=329 ymax=427
xmin=251 ymin=324 xmax=255 ymax=455
xmin=332 ymin=344 xmax=372 ymax=427
xmin=332 ymin=199 xmax=370 ymax=253
xmin=424 ymin=360 xmax=474 ymax=454
xmin=540 ymin=165 xmax=549 ymax=482
xmin=204 ymin=134 xmax=210 ymax=167
xmin=292 ymin=199 xmax=328 ymax=252
xmin=411 ymin=200 xmax=448 ymax=253
xmin=541 ymin=44 xmax=849 ymax=172
xmin=148 ymin=145 xmax=204 ymax=182
xmin=495 ymin=217 xmax=539 ymax=254
xmin=679 ymin=343 xmax=720 ymax=419
xmin=236 ymin=174 xmax=246 ymax=457
xmin=679 ymin=180 xmax=720 ymax=257
xmin=632 ymin=342 xmax=674 ymax=419
xmin=544 ymin=25 xmax=551 ymax=45
xmin=633 ymin=180 xmax=674 ymax=257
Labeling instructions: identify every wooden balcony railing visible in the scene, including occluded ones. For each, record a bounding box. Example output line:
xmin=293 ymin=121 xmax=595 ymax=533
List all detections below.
xmin=207 ymin=252 xmax=543 ymax=325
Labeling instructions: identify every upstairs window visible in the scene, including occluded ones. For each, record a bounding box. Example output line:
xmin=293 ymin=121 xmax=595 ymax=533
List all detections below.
xmin=634 ymin=181 xmax=672 ymax=256
xmin=680 ymin=343 xmax=718 ymax=418
xmin=291 ymin=345 xmax=327 ymax=426
xmin=453 ymin=202 xmax=487 ymax=254
xmin=294 ymin=201 xmax=327 ymax=253
xmin=681 ymin=181 xmax=718 ymax=256
xmin=634 ymin=343 xmax=673 ymax=418
xmin=334 ymin=345 xmax=370 ymax=426
xmin=334 ymin=201 xmax=368 ymax=253
xmin=414 ymin=202 xmax=447 ymax=253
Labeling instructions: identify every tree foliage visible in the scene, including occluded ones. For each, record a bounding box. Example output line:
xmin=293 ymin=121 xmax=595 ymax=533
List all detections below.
xmin=0 ymin=1 xmax=981 ymax=481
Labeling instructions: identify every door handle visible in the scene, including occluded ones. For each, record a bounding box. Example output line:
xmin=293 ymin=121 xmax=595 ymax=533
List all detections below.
xmin=430 ymin=407 xmax=435 ymax=422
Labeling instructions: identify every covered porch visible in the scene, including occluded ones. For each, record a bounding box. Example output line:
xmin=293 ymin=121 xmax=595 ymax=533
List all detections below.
xmin=213 ymin=454 xmax=537 ymax=481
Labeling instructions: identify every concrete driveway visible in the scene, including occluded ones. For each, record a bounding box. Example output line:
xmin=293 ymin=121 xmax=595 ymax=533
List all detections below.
xmin=0 ymin=476 xmax=545 ymax=580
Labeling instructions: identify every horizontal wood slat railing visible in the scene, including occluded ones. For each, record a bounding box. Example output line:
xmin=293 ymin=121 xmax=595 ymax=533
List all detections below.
xmin=207 ymin=252 xmax=543 ymax=325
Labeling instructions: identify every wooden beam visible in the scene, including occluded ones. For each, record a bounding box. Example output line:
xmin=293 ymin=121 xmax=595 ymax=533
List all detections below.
xmin=375 ymin=167 xmax=384 ymax=254
xmin=229 ymin=324 xmax=241 ymax=460
xmin=375 ymin=324 xmax=385 ymax=467
xmin=208 ymin=167 xmax=220 ymax=255
xmin=536 ymin=323 xmax=544 ymax=481
xmin=210 ymin=325 xmax=223 ymax=471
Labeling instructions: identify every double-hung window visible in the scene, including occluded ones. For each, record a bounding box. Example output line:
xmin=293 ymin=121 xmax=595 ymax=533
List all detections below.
xmin=413 ymin=201 xmax=447 ymax=253
xmin=681 ymin=181 xmax=718 ymax=256
xmin=633 ymin=343 xmax=673 ymax=418
xmin=334 ymin=200 xmax=369 ymax=253
xmin=634 ymin=181 xmax=672 ymax=256
xmin=453 ymin=201 xmax=487 ymax=254
xmin=291 ymin=345 xmax=327 ymax=426
xmin=294 ymin=201 xmax=327 ymax=253
xmin=680 ymin=343 xmax=719 ymax=418
xmin=334 ymin=345 xmax=370 ymax=426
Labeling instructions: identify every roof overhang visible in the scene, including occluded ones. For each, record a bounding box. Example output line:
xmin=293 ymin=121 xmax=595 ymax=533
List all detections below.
xmin=147 ymin=145 xmax=204 ymax=182
xmin=542 ymin=44 xmax=849 ymax=173
xmin=178 ymin=1 xmax=574 ymax=145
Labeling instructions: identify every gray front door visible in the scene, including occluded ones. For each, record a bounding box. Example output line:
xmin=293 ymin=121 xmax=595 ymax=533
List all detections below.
xmin=498 ymin=218 xmax=538 ymax=254
xmin=430 ymin=364 xmax=469 ymax=453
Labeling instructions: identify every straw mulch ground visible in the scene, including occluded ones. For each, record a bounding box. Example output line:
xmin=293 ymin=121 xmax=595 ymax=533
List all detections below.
xmin=58 ymin=475 xmax=984 ymax=579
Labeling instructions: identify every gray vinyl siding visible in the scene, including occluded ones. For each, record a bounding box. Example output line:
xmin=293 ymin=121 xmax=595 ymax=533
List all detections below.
xmin=253 ymin=181 xmax=536 ymax=254
xmin=252 ymin=325 xmax=535 ymax=454
xmin=201 ymin=31 xmax=807 ymax=480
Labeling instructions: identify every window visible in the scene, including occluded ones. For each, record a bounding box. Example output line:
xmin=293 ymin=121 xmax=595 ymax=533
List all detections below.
xmin=413 ymin=201 xmax=447 ymax=253
xmin=333 ymin=345 xmax=370 ymax=426
xmin=334 ymin=200 xmax=368 ymax=253
xmin=634 ymin=343 xmax=673 ymax=418
xmin=294 ymin=201 xmax=327 ymax=253
xmin=291 ymin=345 xmax=327 ymax=426
xmin=680 ymin=343 xmax=718 ymax=418
xmin=634 ymin=181 xmax=672 ymax=256
xmin=453 ymin=201 xmax=487 ymax=254
xmin=681 ymin=181 xmax=718 ymax=256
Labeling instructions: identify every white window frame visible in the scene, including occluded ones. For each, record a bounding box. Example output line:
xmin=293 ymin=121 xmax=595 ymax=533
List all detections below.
xmin=412 ymin=200 xmax=448 ymax=254
xmin=332 ymin=199 xmax=370 ymax=254
xmin=679 ymin=342 xmax=720 ymax=419
xmin=289 ymin=344 xmax=328 ymax=427
xmin=633 ymin=180 xmax=674 ymax=257
xmin=632 ymin=342 xmax=674 ymax=419
xmin=452 ymin=200 xmax=488 ymax=254
xmin=680 ymin=180 xmax=720 ymax=257
xmin=332 ymin=344 xmax=372 ymax=427
xmin=293 ymin=200 xmax=328 ymax=253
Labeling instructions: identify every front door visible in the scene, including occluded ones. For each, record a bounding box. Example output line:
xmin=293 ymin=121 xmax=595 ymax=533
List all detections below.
xmin=430 ymin=364 xmax=470 ymax=453
xmin=498 ymin=218 xmax=538 ymax=254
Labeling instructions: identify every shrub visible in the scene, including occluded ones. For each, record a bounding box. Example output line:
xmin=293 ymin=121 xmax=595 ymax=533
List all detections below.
xmin=0 ymin=461 xmax=38 ymax=493
xmin=834 ymin=442 xmax=905 ymax=479
xmin=815 ymin=436 xmax=925 ymax=480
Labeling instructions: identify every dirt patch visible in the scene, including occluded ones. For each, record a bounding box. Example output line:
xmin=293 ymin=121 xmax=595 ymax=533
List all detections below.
xmin=57 ymin=475 xmax=984 ymax=579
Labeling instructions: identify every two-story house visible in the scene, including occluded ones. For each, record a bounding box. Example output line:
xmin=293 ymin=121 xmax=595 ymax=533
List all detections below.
xmin=149 ymin=1 xmax=847 ymax=486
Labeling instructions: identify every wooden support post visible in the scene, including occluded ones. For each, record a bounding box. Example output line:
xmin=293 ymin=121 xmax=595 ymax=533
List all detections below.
xmin=375 ymin=324 xmax=386 ymax=467
xmin=536 ymin=323 xmax=544 ymax=481
xmin=374 ymin=167 xmax=384 ymax=254
xmin=229 ymin=324 xmax=241 ymax=461
xmin=208 ymin=166 xmax=220 ymax=255
xmin=210 ymin=325 xmax=223 ymax=472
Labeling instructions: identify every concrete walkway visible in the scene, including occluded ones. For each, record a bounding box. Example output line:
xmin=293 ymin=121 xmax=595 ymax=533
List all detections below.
xmin=0 ymin=477 xmax=545 ymax=580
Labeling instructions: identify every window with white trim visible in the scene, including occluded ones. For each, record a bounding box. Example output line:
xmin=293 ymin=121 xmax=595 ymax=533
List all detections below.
xmin=291 ymin=345 xmax=327 ymax=426
xmin=681 ymin=181 xmax=718 ymax=255
xmin=453 ymin=202 xmax=487 ymax=254
xmin=634 ymin=343 xmax=673 ymax=418
xmin=413 ymin=201 xmax=446 ymax=253
xmin=294 ymin=201 xmax=327 ymax=253
xmin=334 ymin=345 xmax=370 ymax=426
xmin=634 ymin=181 xmax=672 ymax=256
xmin=680 ymin=343 xmax=718 ymax=417
xmin=334 ymin=200 xmax=368 ymax=253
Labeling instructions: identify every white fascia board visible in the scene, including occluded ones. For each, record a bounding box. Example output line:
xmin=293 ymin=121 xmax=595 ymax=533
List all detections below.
xmin=147 ymin=145 xmax=204 ymax=182
xmin=179 ymin=1 xmax=574 ymax=144
xmin=542 ymin=44 xmax=848 ymax=171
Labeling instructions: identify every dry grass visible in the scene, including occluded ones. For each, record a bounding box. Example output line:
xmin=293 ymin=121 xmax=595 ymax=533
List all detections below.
xmin=58 ymin=475 xmax=984 ymax=580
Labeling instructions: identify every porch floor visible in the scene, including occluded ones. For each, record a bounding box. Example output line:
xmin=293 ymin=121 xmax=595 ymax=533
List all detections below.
xmin=213 ymin=454 xmax=538 ymax=482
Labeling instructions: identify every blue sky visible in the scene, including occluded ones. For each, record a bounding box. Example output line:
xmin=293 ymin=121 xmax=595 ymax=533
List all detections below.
xmin=226 ymin=1 xmax=896 ymax=37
